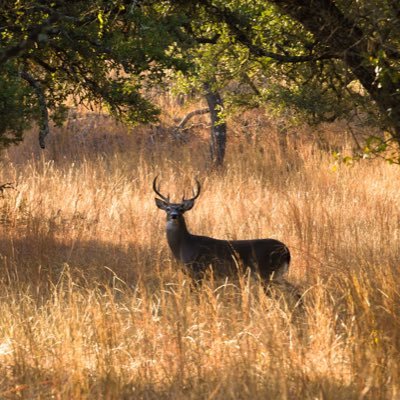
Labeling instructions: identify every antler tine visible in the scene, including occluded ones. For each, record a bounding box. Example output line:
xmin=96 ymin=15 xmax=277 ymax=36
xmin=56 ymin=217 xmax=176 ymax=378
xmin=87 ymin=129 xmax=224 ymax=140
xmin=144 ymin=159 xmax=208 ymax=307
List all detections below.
xmin=152 ymin=176 xmax=170 ymax=203
xmin=183 ymin=179 xmax=201 ymax=202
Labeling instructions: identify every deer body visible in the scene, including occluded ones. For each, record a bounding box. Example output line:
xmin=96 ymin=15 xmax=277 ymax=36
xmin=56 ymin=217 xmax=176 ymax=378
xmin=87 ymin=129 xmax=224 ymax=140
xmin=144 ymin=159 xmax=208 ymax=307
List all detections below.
xmin=154 ymin=178 xmax=290 ymax=282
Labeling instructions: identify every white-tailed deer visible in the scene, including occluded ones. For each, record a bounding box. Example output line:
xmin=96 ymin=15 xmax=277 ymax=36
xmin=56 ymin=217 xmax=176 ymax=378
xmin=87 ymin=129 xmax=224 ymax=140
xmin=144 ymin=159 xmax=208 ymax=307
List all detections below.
xmin=153 ymin=177 xmax=291 ymax=284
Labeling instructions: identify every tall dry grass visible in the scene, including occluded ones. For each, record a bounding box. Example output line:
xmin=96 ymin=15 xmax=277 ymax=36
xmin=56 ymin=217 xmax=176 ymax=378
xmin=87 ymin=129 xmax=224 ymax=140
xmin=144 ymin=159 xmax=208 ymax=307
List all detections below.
xmin=0 ymin=110 xmax=399 ymax=399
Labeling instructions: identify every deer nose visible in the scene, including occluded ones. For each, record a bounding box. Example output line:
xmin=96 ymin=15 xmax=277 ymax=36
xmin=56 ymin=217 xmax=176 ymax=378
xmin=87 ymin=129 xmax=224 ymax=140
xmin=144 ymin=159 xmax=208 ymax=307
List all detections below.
xmin=170 ymin=211 xmax=179 ymax=219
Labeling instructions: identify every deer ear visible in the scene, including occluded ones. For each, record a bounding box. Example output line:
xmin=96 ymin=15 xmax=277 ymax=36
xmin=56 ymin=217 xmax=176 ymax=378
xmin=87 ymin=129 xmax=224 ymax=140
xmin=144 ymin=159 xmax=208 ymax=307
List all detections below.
xmin=182 ymin=199 xmax=195 ymax=211
xmin=155 ymin=198 xmax=169 ymax=210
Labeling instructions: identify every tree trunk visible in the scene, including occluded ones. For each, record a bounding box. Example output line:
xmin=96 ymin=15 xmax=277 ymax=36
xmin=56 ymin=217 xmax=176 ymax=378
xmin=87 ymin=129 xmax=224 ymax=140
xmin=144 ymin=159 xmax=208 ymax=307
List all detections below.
xmin=204 ymin=82 xmax=226 ymax=167
xmin=20 ymin=70 xmax=49 ymax=148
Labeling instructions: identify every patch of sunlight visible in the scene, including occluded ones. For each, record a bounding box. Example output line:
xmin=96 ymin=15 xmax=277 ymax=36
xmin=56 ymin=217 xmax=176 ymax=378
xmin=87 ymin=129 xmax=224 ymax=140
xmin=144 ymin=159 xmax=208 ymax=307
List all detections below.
xmin=0 ymin=339 xmax=13 ymax=356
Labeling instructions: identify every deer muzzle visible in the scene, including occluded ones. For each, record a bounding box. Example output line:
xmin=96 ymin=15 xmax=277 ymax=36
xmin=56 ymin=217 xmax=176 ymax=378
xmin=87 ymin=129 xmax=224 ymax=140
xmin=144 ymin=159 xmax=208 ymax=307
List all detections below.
xmin=170 ymin=212 xmax=179 ymax=220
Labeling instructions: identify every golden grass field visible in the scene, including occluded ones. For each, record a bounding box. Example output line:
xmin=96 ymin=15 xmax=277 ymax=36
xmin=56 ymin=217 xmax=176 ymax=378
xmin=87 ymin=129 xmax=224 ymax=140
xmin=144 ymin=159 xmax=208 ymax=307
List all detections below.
xmin=0 ymin=108 xmax=399 ymax=399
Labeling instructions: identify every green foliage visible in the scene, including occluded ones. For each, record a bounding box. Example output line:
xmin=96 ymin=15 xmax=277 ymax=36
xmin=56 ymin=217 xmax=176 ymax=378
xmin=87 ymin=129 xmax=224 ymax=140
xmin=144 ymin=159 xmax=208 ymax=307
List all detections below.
xmin=333 ymin=135 xmax=400 ymax=166
xmin=0 ymin=0 xmax=399 ymax=156
xmin=0 ymin=0 xmax=187 ymax=148
xmin=164 ymin=0 xmax=400 ymax=158
xmin=0 ymin=63 xmax=36 ymax=148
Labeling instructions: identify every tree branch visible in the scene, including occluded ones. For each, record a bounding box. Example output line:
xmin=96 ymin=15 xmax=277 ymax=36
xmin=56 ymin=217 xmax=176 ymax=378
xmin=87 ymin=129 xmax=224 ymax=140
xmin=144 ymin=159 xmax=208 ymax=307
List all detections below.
xmin=0 ymin=183 xmax=15 ymax=197
xmin=0 ymin=14 xmax=61 ymax=65
xmin=27 ymin=56 xmax=58 ymax=73
xmin=196 ymin=0 xmax=338 ymax=63
xmin=176 ymin=108 xmax=209 ymax=130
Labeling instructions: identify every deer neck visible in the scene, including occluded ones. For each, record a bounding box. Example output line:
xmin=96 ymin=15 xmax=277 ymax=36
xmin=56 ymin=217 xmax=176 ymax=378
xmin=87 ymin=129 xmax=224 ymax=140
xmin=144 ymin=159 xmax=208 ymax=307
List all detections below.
xmin=166 ymin=216 xmax=191 ymax=259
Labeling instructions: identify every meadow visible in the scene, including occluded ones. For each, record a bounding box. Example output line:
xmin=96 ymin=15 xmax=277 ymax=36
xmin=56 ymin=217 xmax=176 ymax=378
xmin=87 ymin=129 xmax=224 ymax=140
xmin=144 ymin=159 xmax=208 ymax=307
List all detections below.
xmin=0 ymin=106 xmax=399 ymax=399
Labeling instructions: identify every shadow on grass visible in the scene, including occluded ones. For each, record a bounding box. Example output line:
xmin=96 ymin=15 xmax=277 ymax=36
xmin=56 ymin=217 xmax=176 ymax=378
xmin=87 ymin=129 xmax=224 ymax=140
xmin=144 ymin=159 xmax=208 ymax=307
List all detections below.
xmin=0 ymin=363 xmax=372 ymax=400
xmin=0 ymin=228 xmax=171 ymax=292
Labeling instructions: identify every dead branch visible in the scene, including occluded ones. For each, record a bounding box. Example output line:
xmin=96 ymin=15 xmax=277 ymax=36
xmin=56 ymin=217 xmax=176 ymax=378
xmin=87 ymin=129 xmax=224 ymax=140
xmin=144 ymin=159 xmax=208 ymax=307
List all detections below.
xmin=176 ymin=108 xmax=209 ymax=130
xmin=0 ymin=183 xmax=15 ymax=196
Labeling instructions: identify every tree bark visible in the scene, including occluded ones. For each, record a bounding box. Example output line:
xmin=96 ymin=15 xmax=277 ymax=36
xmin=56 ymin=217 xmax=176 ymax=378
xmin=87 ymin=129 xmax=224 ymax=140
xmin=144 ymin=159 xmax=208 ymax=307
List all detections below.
xmin=204 ymin=82 xmax=227 ymax=167
xmin=20 ymin=70 xmax=49 ymax=149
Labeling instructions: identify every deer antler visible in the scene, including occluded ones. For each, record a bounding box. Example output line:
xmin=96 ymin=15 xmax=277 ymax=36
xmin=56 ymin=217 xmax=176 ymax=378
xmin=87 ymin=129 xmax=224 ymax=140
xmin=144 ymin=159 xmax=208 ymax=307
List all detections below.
xmin=152 ymin=176 xmax=170 ymax=203
xmin=183 ymin=179 xmax=201 ymax=202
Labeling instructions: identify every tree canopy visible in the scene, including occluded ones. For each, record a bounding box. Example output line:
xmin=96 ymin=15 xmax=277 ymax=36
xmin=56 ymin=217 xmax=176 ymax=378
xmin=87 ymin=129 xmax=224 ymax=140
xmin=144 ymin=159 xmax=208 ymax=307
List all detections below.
xmin=1 ymin=0 xmax=399 ymax=161
xmin=0 ymin=0 xmax=185 ymax=147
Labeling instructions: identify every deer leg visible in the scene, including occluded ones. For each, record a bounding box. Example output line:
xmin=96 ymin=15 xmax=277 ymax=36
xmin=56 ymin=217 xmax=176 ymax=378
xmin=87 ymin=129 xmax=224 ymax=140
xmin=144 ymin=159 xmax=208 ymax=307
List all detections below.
xmin=185 ymin=261 xmax=206 ymax=289
xmin=265 ymin=278 xmax=303 ymax=308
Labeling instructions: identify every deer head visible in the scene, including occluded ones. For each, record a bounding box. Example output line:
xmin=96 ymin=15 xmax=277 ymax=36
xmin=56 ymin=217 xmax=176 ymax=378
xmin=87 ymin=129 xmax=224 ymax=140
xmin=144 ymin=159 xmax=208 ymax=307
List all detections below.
xmin=153 ymin=176 xmax=201 ymax=222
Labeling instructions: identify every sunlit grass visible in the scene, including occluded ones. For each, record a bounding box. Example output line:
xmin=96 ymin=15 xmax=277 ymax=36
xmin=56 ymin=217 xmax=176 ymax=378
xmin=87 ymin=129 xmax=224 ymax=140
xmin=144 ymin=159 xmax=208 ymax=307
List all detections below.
xmin=0 ymin=110 xmax=399 ymax=398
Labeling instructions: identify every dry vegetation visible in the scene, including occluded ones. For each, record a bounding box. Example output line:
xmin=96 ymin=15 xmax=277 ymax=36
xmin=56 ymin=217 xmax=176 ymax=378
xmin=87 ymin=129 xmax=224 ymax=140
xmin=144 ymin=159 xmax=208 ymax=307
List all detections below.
xmin=0 ymin=107 xmax=399 ymax=399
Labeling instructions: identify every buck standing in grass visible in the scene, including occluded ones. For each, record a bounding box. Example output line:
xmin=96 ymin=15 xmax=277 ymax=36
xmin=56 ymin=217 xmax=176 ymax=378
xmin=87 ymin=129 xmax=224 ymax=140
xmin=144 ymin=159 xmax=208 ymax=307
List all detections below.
xmin=153 ymin=177 xmax=291 ymax=284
